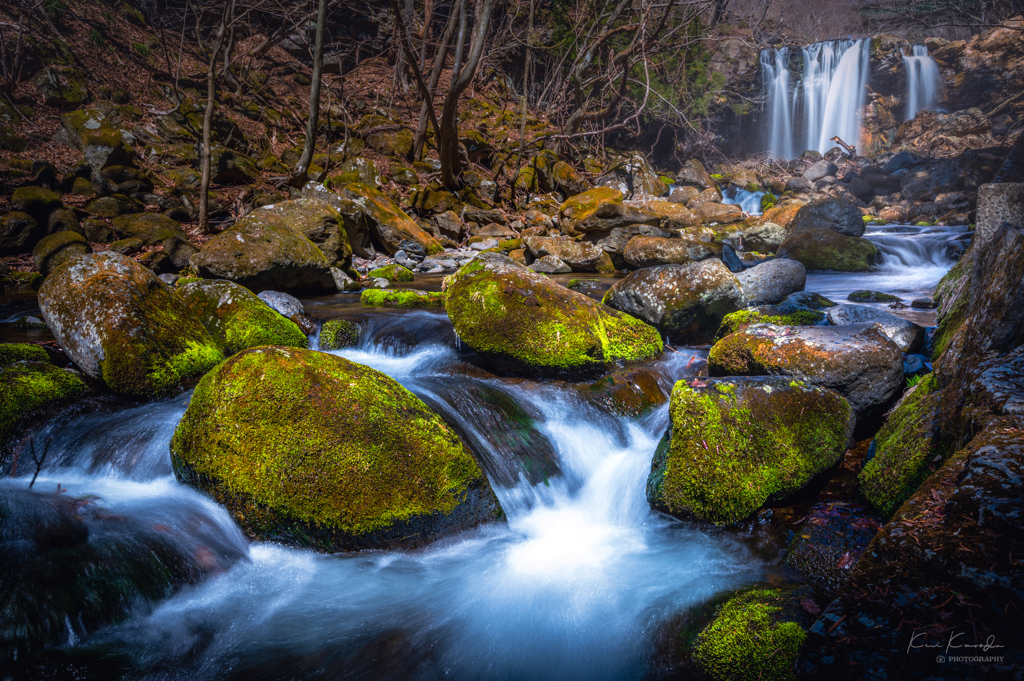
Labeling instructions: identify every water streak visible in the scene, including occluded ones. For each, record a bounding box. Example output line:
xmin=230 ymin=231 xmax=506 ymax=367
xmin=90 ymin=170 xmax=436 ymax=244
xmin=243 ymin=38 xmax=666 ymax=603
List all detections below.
xmin=904 ymin=45 xmax=942 ymax=121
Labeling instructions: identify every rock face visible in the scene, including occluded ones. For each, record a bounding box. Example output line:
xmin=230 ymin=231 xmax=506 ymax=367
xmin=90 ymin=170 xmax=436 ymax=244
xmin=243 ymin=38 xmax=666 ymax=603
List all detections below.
xmin=736 ymin=259 xmax=806 ymax=306
xmin=170 ymin=346 xmax=503 ymax=551
xmin=825 ymin=304 xmax=925 ymax=353
xmin=708 ymin=323 xmax=904 ymax=417
xmin=189 ymin=206 xmax=336 ymax=295
xmin=0 ymin=360 xmax=88 ymax=444
xmin=602 ymin=259 xmax=745 ymax=344
xmin=777 ymin=229 xmax=879 ymax=271
xmin=649 ymin=377 xmax=853 ymax=525
xmin=444 ymin=253 xmax=662 ymax=377
xmin=621 ymin=235 xmax=721 ymax=268
xmin=789 ymin=197 xmax=865 ymax=237
xmin=38 ymin=252 xmax=224 ymax=398
xmin=179 ymin=280 xmax=307 ymax=355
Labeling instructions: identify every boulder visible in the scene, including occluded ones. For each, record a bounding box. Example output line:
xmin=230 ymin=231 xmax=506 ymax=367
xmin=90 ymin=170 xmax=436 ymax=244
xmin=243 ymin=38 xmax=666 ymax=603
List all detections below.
xmin=0 ymin=211 xmax=43 ymax=256
xmin=847 ymin=290 xmax=901 ymax=303
xmin=32 ymin=231 xmax=90 ymax=276
xmin=528 ymin=255 xmax=572 ymax=273
xmin=787 ymin=176 xmax=813 ymax=192
xmin=85 ymin=194 xmax=143 ymax=217
xmin=648 ymin=376 xmax=853 ymax=525
xmin=777 ymin=229 xmax=879 ymax=271
xmin=676 ymin=159 xmax=717 ymax=190
xmin=761 ymin=201 xmax=805 ymax=227
xmin=739 ymin=221 xmax=789 ymax=253
xmin=638 ymin=199 xmax=704 ymax=229
xmin=179 ymin=279 xmax=307 ymax=355
xmin=524 ymin=236 xmax=614 ymax=272
xmin=319 ymin=319 xmax=361 ymax=350
xmin=775 ymin=290 xmax=838 ymax=314
xmin=826 ymin=304 xmax=925 ymax=353
xmin=11 ymin=186 xmax=61 ymax=222
xmin=162 ymin=235 xmax=199 ymax=269
xmin=55 ymin=110 xmax=133 ymax=169
xmin=329 ymin=156 xmax=380 ymax=187
xmin=32 ymin=66 xmax=89 ymax=108
xmin=0 ymin=361 xmax=88 ymax=444
xmin=736 ymin=258 xmax=806 ymax=306
xmin=251 ymin=199 xmax=353 ymax=271
xmin=170 ymin=346 xmax=502 ymax=551
xmin=361 ymin=289 xmax=445 ymax=307
xmin=257 ymin=291 xmax=305 ymax=319
xmin=686 ymin=187 xmax=725 ymax=209
xmin=708 ymin=323 xmax=904 ymax=417
xmin=789 ymin=197 xmax=865 ymax=237
xmin=37 ymin=252 xmax=224 ymax=398
xmin=715 ymin=307 xmax=826 ymax=340
xmin=602 ymin=259 xmax=745 ymax=344
xmin=208 ymin=146 xmax=259 ymax=184
xmin=367 ymin=263 xmax=414 ymax=282
xmin=803 ymin=160 xmax=838 ymax=182
xmin=551 ymin=160 xmax=591 ymax=197
xmin=111 ymin=212 xmax=185 ymax=245
xmin=698 ymin=203 xmax=744 ymax=223
xmin=444 ymin=253 xmax=662 ymax=377
xmin=668 ymin=186 xmax=700 ymax=204
xmin=47 ymin=207 xmax=80 ymax=235
xmin=189 ymin=208 xmax=336 ymax=295
xmin=621 ymin=235 xmax=721 ymax=268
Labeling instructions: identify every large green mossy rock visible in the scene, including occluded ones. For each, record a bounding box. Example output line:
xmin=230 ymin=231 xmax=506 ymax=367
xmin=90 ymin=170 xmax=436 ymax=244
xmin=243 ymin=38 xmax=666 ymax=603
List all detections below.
xmin=111 ymin=213 xmax=186 ymax=245
xmin=776 ymin=229 xmax=879 ymax=272
xmin=1 ymin=361 xmax=88 ymax=444
xmin=251 ymin=199 xmax=353 ymax=270
xmin=37 ymin=252 xmax=223 ymax=398
xmin=368 ymin=263 xmax=414 ymax=282
xmin=170 ymin=346 xmax=503 ymax=551
xmin=0 ymin=343 xmax=49 ymax=366
xmin=361 ymin=288 xmax=444 ymax=307
xmin=692 ymin=589 xmax=807 ymax=681
xmin=858 ymin=375 xmax=947 ymax=518
xmin=179 ymin=279 xmax=307 ymax=355
xmin=444 ymin=253 xmax=662 ymax=378
xmin=189 ymin=207 xmax=335 ymax=295
xmin=647 ymin=377 xmax=853 ymax=525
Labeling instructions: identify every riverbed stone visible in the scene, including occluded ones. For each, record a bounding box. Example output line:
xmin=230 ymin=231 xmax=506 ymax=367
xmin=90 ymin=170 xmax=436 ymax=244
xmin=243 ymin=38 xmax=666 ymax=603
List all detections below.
xmin=826 ymin=304 xmax=926 ymax=353
xmin=789 ymin=197 xmax=865 ymax=237
xmin=31 ymin=230 xmax=90 ymax=276
xmin=739 ymin=220 xmax=789 ymax=253
xmin=776 ymin=229 xmax=879 ymax=271
xmin=170 ymin=346 xmax=503 ymax=551
xmin=0 ymin=211 xmax=43 ymax=256
xmin=708 ymin=323 xmax=904 ymax=417
xmin=445 ymin=253 xmax=662 ymax=377
xmin=524 ymin=236 xmax=614 ymax=272
xmin=602 ymin=259 xmax=745 ymax=344
xmin=528 ymin=255 xmax=572 ymax=273
xmin=361 ymin=289 xmax=444 ymax=307
xmin=0 ymin=361 xmax=88 ymax=444
xmin=111 ymin=213 xmax=185 ymax=245
xmin=257 ymin=291 xmax=304 ymax=319
xmin=37 ymin=252 xmax=224 ymax=398
xmin=647 ymin=376 xmax=853 ymax=525
xmin=736 ymin=259 xmax=806 ymax=306
xmin=368 ymin=263 xmax=415 ymax=282
xmin=621 ymin=235 xmax=721 ymax=268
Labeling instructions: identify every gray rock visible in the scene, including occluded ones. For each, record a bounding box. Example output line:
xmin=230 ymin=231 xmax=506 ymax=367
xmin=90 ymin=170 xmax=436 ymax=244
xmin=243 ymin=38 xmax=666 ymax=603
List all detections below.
xmin=258 ymin=291 xmax=305 ymax=318
xmin=911 ymin=297 xmax=937 ymax=309
xmin=157 ymin=273 xmax=179 ymax=285
xmin=775 ymin=290 xmax=839 ymax=314
xmin=740 ymin=221 xmax=789 ymax=253
xmin=621 ymin=235 xmax=721 ymax=268
xmin=330 ymin=267 xmax=362 ymax=292
xmin=826 ymin=304 xmax=926 ymax=353
xmin=883 ymin=151 xmax=915 ymax=174
xmin=470 ymin=238 xmax=499 ymax=251
xmin=790 ymin=197 xmax=865 ymax=237
xmin=803 ymin=160 xmax=838 ymax=182
xmin=528 ymin=255 xmax=572 ymax=274
xmin=737 ymin=259 xmax=807 ymax=306
xmin=787 ymin=177 xmax=813 ymax=193
xmin=974 ymin=183 xmax=1024 ymax=255
xmin=903 ymin=354 xmax=930 ymax=378
xmin=721 ymin=244 xmax=744 ymax=273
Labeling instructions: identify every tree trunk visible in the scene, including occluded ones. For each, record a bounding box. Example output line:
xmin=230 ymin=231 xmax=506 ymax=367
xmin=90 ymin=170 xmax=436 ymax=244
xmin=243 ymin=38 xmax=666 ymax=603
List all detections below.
xmin=412 ymin=1 xmax=460 ymax=160
xmin=291 ymin=0 xmax=329 ymax=187
xmin=198 ymin=0 xmax=236 ymax=235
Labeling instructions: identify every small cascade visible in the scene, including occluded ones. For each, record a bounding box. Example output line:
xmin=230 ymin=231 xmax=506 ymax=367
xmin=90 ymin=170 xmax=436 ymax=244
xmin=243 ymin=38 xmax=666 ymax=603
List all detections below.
xmin=722 ymin=186 xmax=766 ymax=215
xmin=903 ymin=45 xmax=942 ymax=121
xmin=761 ymin=39 xmax=871 ymax=159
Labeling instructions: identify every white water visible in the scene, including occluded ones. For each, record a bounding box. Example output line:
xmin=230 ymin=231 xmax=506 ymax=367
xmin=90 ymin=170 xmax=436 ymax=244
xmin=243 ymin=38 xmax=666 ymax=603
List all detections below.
xmin=722 ymin=187 xmax=767 ymax=215
xmin=761 ymin=39 xmax=871 ymax=159
xmin=903 ymin=45 xmax=942 ymax=121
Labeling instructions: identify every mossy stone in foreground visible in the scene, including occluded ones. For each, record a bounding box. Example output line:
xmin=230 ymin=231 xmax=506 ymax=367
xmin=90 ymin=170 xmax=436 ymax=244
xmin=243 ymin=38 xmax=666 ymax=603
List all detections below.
xmin=361 ymin=288 xmax=444 ymax=308
xmin=692 ymin=589 xmax=807 ymax=681
xmin=444 ymin=253 xmax=662 ymax=378
xmin=0 ymin=361 xmax=87 ymax=443
xmin=170 ymin=346 xmax=502 ymax=551
xmin=0 ymin=343 xmax=49 ymax=367
xmin=37 ymin=252 xmax=224 ymax=398
xmin=319 ymin=319 xmax=361 ymax=350
xmin=648 ymin=377 xmax=853 ymax=525
xmin=368 ymin=263 xmax=414 ymax=282
xmin=178 ymin=279 xmax=307 ymax=355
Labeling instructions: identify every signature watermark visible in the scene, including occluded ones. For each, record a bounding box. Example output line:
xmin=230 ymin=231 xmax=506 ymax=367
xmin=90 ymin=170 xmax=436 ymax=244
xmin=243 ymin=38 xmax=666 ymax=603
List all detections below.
xmin=908 ymin=631 xmax=1006 ymax=664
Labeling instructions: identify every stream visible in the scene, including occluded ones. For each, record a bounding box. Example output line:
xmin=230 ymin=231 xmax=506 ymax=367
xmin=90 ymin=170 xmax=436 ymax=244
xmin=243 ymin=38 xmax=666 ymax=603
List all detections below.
xmin=0 ymin=225 xmax=967 ymax=679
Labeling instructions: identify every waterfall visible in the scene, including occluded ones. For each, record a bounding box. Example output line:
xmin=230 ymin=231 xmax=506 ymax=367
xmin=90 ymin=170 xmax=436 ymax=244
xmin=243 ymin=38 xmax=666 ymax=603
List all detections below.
xmin=903 ymin=45 xmax=941 ymax=121
xmin=761 ymin=39 xmax=871 ymax=159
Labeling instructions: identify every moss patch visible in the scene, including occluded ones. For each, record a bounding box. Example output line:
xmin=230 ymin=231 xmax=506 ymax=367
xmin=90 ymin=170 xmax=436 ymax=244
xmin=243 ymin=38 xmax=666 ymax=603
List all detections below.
xmin=319 ymin=320 xmax=361 ymax=350
xmin=715 ymin=309 xmax=824 ymax=341
xmin=776 ymin=229 xmax=879 ymax=271
xmin=1 ymin=361 xmax=87 ymax=443
xmin=368 ymin=263 xmax=415 ymax=282
xmin=179 ymin=280 xmax=307 ymax=355
xmin=361 ymin=288 xmax=444 ymax=308
xmin=0 ymin=343 xmax=50 ymax=367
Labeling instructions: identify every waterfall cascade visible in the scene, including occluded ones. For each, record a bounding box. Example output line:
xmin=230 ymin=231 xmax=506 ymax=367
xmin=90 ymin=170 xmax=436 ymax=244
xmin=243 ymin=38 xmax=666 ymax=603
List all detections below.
xmin=903 ymin=45 xmax=942 ymax=121
xmin=761 ymin=39 xmax=871 ymax=159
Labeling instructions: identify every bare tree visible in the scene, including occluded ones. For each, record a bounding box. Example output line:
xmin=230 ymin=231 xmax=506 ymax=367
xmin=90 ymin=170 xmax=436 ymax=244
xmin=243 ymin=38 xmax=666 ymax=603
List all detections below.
xmin=291 ymin=0 xmax=330 ymax=186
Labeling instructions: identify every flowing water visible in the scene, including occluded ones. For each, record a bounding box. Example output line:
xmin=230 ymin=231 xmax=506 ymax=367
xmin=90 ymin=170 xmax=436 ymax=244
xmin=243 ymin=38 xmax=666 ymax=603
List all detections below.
xmin=1 ymin=225 xmax=967 ymax=678
xmin=903 ymin=45 xmax=942 ymax=121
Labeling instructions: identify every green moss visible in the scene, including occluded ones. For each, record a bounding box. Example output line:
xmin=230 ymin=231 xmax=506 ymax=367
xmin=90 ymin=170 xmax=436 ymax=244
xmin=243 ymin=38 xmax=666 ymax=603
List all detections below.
xmin=169 ymin=346 xmax=498 ymax=545
xmin=715 ymin=309 xmax=823 ymax=341
xmin=0 ymin=343 xmax=49 ymax=366
xmin=319 ymin=319 xmax=361 ymax=350
xmin=649 ymin=378 xmax=851 ymax=524
xmin=176 ymin=276 xmax=201 ymax=287
xmin=0 ymin=361 xmax=87 ymax=443
xmin=932 ymin=251 xmax=972 ymax=359
xmin=368 ymin=263 xmax=414 ymax=282
xmin=361 ymin=288 xmax=444 ymax=308
xmin=558 ymin=187 xmax=623 ymax=229
xmin=858 ymin=375 xmax=947 ymax=517
xmin=848 ymin=290 xmax=900 ymax=303
xmin=693 ymin=589 xmax=807 ymax=681
xmin=179 ymin=280 xmax=307 ymax=355
xmin=777 ymin=229 xmax=879 ymax=272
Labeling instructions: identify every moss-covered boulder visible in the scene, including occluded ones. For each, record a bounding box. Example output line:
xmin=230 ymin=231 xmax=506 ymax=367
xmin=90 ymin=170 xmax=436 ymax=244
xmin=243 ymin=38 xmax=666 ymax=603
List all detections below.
xmin=0 ymin=343 xmax=49 ymax=366
xmin=11 ymin=186 xmax=62 ymax=222
xmin=319 ymin=319 xmax=361 ymax=350
xmin=708 ymin=323 xmax=904 ymax=417
xmin=32 ymin=230 xmax=90 ymax=276
xmin=253 ymin=199 xmax=353 ymax=270
xmin=37 ymin=252 xmax=223 ymax=398
xmin=85 ymin=194 xmax=143 ymax=218
xmin=621 ymin=235 xmax=721 ymax=268
xmin=208 ymin=146 xmax=259 ymax=184
xmin=328 ymin=156 xmax=380 ymax=187
xmin=55 ymin=110 xmax=133 ymax=169
xmin=361 ymin=288 xmax=444 ymax=307
xmin=179 ymin=280 xmax=307 ymax=355
xmin=715 ymin=308 xmax=825 ymax=340
xmin=648 ymin=377 xmax=853 ymax=525
xmin=523 ymin=236 xmax=615 ymax=272
xmin=558 ymin=187 xmax=623 ymax=230
xmin=603 ymin=260 xmax=745 ymax=344
xmin=550 ymin=160 xmax=591 ymax=197
xmin=0 ymin=211 xmax=43 ymax=256
xmin=368 ymin=263 xmax=414 ymax=282
xmin=190 ymin=207 xmax=335 ymax=295
xmin=170 ymin=346 xmax=502 ymax=551
xmin=1 ymin=361 xmax=88 ymax=444
xmin=692 ymin=589 xmax=807 ymax=681
xmin=445 ymin=253 xmax=662 ymax=377
xmin=32 ymin=66 xmax=90 ymax=108
xmin=858 ymin=375 xmax=946 ymax=517
xmin=847 ymin=290 xmax=901 ymax=303
xmin=111 ymin=212 xmax=186 ymax=245
xmin=776 ymin=229 xmax=879 ymax=272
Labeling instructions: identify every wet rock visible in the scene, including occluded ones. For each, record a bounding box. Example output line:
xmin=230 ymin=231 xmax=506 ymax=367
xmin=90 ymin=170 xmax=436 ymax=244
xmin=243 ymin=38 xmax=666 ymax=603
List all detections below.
xmin=368 ymin=263 xmax=415 ymax=282
xmin=621 ymin=235 xmax=721 ymax=268
xmin=38 ymin=252 xmax=224 ymax=398
xmin=257 ymin=291 xmax=304 ymax=319
xmin=0 ymin=361 xmax=88 ymax=444
xmin=803 ymin=160 xmax=838 ymax=182
xmin=847 ymin=289 xmax=900 ymax=303
xmin=789 ymin=197 xmax=865 ymax=237
xmin=524 ymin=236 xmax=614 ymax=272
xmin=648 ymin=376 xmax=853 ymax=525
xmin=445 ymin=253 xmax=662 ymax=377
xmin=361 ymin=288 xmax=444 ymax=307
xmin=715 ymin=307 xmax=826 ymax=340
xmin=179 ymin=279 xmax=307 ymax=355
xmin=32 ymin=231 xmax=90 ymax=276
xmin=738 ymin=220 xmax=789 ymax=253
xmin=736 ymin=259 xmax=806 ymax=306
xmin=777 ymin=229 xmax=879 ymax=271
xmin=910 ymin=297 xmax=936 ymax=309
xmin=784 ymin=500 xmax=881 ymax=592
xmin=578 ymin=365 xmax=669 ymax=417
xmin=826 ymin=304 xmax=925 ymax=353
xmin=708 ymin=323 xmax=904 ymax=417
xmin=171 ymin=346 xmax=503 ymax=551
xmin=319 ymin=319 xmax=361 ymax=350
xmin=603 ymin=259 xmax=745 ymax=344
xmin=528 ymin=254 xmax=572 ymax=273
